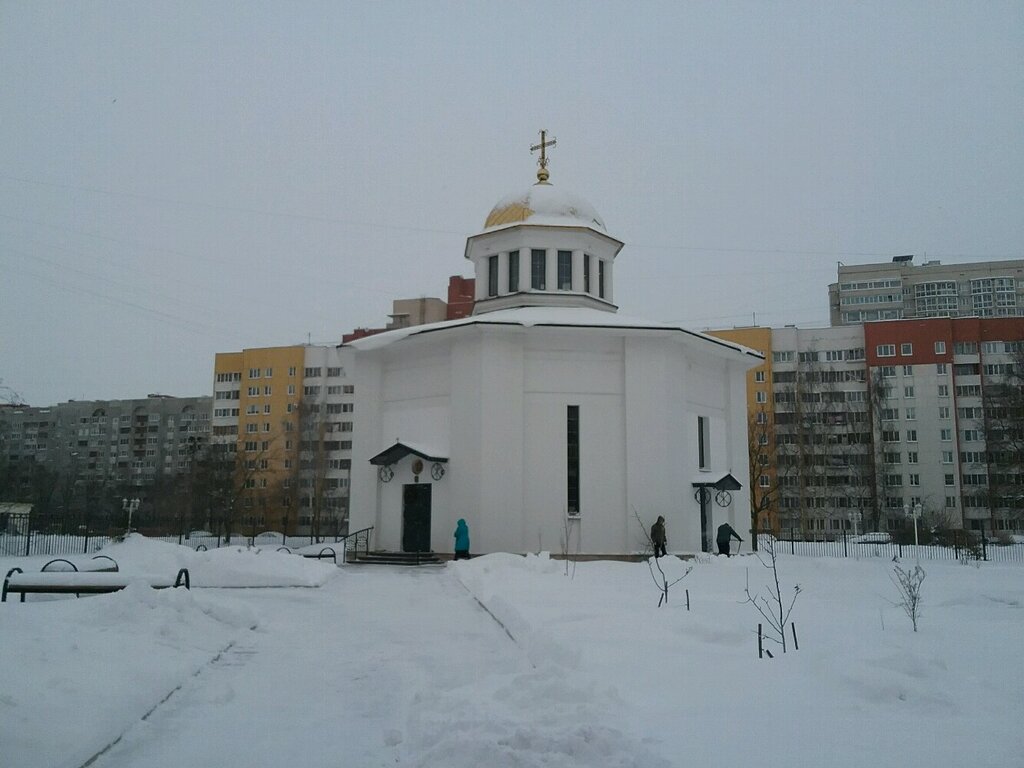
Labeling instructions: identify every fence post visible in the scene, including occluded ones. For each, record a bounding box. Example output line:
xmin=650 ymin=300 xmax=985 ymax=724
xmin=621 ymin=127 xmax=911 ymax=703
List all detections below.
xmin=790 ymin=524 xmax=795 ymax=555
xmin=83 ymin=510 xmax=91 ymax=555
xmin=843 ymin=529 xmax=848 ymax=558
xmin=981 ymin=521 xmax=988 ymax=561
xmin=24 ymin=520 xmax=32 ymax=557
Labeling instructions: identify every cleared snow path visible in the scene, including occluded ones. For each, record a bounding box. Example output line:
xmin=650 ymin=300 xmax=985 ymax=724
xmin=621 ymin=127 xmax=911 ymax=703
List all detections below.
xmin=90 ymin=567 xmax=667 ymax=768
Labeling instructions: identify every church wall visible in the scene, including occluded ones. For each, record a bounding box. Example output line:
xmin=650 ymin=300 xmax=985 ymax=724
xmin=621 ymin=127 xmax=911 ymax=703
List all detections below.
xmin=519 ymin=331 xmax=627 ymax=553
xmin=624 ymin=337 xmax=693 ymax=550
xmin=471 ymin=333 xmax=526 ymax=554
xmin=349 ymin=352 xmax=384 ymax=545
xmin=351 ymin=324 xmax=756 ymax=556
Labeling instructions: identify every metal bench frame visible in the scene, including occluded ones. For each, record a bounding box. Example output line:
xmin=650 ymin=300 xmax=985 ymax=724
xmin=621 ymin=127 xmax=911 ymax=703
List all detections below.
xmin=3 ymin=567 xmax=190 ymax=602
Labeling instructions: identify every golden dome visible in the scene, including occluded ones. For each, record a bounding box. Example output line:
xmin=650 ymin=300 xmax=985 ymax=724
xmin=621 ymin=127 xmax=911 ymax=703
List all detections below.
xmin=483 ymin=183 xmax=606 ymax=232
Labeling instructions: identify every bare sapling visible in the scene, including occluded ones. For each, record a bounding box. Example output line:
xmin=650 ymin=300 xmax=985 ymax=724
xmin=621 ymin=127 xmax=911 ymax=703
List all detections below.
xmin=632 ymin=508 xmax=692 ymax=607
xmin=891 ymin=563 xmax=925 ymax=632
xmin=559 ymin=511 xmax=581 ymax=580
xmin=743 ymin=534 xmax=801 ymax=654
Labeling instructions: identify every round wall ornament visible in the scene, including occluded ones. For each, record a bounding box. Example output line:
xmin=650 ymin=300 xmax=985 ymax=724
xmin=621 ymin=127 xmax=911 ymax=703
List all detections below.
xmin=412 ymin=459 xmax=424 ymax=475
xmin=715 ymin=490 xmax=733 ymax=507
xmin=693 ymin=487 xmax=711 ymax=504
xmin=430 ymin=462 xmax=445 ymax=480
xmin=378 ymin=465 xmax=394 ymax=483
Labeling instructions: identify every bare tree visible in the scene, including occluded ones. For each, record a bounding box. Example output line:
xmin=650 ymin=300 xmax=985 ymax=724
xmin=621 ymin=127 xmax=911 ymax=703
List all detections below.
xmin=773 ymin=350 xmax=864 ymax=538
xmin=632 ymin=509 xmax=692 ymax=607
xmin=981 ymin=344 xmax=1024 ymax=531
xmin=559 ymin=512 xmax=581 ymax=579
xmin=743 ymin=535 xmax=801 ymax=653
xmin=746 ymin=406 xmax=786 ymax=549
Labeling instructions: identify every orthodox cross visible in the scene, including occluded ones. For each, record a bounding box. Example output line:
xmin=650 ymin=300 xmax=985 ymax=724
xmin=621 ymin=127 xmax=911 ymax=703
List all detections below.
xmin=530 ymin=129 xmax=556 ymax=183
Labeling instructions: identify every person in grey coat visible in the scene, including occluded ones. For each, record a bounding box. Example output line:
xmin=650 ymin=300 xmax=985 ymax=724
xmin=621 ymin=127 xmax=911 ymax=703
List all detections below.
xmin=716 ymin=523 xmax=743 ymax=557
xmin=650 ymin=516 xmax=667 ymax=558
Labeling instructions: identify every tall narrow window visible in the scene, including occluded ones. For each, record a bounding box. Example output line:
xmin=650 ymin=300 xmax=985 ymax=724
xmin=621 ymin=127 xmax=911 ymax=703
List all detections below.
xmin=531 ymin=249 xmax=546 ymax=290
xmin=508 ymin=250 xmax=519 ymax=292
xmin=567 ymin=405 xmax=580 ymax=515
xmin=584 ymin=254 xmax=591 ymax=293
xmin=697 ymin=416 xmax=709 ymax=469
xmin=598 ymin=260 xmax=606 ymax=298
xmin=487 ymin=255 xmax=498 ymax=297
xmin=557 ymin=250 xmax=573 ymax=290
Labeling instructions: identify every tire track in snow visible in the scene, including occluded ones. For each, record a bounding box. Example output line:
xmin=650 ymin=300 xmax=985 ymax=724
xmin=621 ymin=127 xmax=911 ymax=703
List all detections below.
xmin=77 ymin=637 xmax=250 ymax=768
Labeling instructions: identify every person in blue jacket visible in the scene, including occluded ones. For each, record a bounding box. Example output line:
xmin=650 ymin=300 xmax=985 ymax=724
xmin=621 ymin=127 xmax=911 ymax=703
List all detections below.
xmin=453 ymin=518 xmax=471 ymax=560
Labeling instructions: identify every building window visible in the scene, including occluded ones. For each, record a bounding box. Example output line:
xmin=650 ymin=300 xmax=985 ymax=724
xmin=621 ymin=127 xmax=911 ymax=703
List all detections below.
xmin=584 ymin=254 xmax=591 ymax=293
xmin=906 ymin=429 xmax=918 ymax=442
xmin=900 ymin=343 xmax=913 ymax=356
xmin=907 ymin=451 xmax=918 ymax=464
xmin=755 ymin=391 xmax=767 ymax=403
xmin=934 ymin=341 xmax=946 ymax=354
xmin=327 ymin=367 xmax=343 ymax=377
xmin=487 ymin=255 xmax=499 ymax=297
xmin=902 ymin=365 xmax=913 ymax=376
xmin=940 ymin=428 xmax=952 ymax=441
xmin=938 ymin=384 xmax=949 ymax=397
xmin=754 ymin=370 xmax=766 ymax=383
xmin=557 ymin=250 xmax=572 ymax=290
xmin=936 ymin=363 xmax=948 ymax=375
xmin=598 ymin=261 xmax=606 ymax=299
xmin=904 ymin=385 xmax=915 ymax=398
xmin=877 ymin=344 xmax=896 ymax=357
xmin=566 ymin=405 xmax=580 ymax=515
xmin=508 ymin=250 xmax=519 ymax=292
xmin=531 ymin=249 xmax=546 ymax=290
xmin=304 ymin=367 xmax=322 ymax=378
xmin=905 ymin=407 xmax=915 ymax=420
xmin=697 ymin=416 xmax=709 ymax=469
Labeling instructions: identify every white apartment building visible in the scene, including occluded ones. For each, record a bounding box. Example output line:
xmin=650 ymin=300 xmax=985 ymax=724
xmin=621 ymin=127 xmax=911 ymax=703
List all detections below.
xmin=829 ymin=255 xmax=1024 ymax=326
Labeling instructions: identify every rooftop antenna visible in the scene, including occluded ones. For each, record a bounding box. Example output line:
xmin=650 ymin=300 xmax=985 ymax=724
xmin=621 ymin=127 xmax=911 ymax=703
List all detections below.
xmin=530 ymin=129 xmax=556 ymax=184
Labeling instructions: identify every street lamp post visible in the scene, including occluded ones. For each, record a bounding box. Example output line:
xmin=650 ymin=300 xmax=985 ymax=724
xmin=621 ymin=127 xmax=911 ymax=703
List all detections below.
xmin=122 ymin=497 xmax=140 ymax=536
xmin=848 ymin=511 xmax=862 ymax=537
xmin=904 ymin=503 xmax=923 ymax=549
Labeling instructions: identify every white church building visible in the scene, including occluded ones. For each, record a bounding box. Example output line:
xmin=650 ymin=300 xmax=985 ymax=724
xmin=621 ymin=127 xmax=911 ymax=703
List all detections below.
xmin=347 ymin=151 xmax=762 ymax=556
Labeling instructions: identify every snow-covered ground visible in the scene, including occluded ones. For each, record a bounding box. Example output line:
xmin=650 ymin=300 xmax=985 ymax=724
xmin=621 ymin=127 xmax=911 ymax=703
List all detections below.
xmin=1 ymin=537 xmax=1022 ymax=767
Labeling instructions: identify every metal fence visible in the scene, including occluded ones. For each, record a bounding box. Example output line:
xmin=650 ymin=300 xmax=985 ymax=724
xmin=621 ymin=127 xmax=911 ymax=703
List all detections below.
xmin=771 ymin=526 xmax=1024 ymax=565
xmin=1 ymin=510 xmax=368 ymax=560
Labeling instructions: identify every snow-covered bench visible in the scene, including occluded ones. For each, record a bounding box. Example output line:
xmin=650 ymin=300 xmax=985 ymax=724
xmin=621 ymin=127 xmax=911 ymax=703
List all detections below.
xmin=278 ymin=545 xmax=338 ymax=564
xmin=2 ymin=567 xmax=191 ymax=602
xmin=39 ymin=555 xmax=119 ymax=573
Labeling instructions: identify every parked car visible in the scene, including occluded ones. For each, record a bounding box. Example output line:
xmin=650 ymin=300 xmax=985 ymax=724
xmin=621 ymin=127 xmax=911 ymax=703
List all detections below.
xmin=852 ymin=532 xmax=892 ymax=544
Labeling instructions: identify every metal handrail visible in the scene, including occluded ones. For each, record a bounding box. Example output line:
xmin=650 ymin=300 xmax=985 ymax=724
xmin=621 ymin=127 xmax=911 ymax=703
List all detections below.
xmin=336 ymin=526 xmax=374 ymax=563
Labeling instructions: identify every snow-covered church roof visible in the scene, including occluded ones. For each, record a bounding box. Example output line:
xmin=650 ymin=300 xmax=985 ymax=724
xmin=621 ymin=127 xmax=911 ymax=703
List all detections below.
xmin=343 ymin=305 xmax=764 ymax=362
xmin=483 ymin=182 xmax=606 ymax=233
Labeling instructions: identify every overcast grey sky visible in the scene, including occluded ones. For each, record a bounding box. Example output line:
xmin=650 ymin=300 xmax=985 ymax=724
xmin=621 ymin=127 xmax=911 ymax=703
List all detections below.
xmin=1 ymin=1 xmax=1021 ymax=406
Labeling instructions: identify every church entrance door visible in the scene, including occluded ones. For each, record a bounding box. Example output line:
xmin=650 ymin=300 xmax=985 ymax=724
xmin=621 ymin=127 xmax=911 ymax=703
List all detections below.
xmin=402 ymin=483 xmax=432 ymax=552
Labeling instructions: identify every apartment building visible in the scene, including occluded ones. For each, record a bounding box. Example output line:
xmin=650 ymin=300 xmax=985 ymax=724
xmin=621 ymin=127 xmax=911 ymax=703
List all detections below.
xmin=829 ymin=256 xmax=1024 ymax=326
xmin=0 ymin=394 xmax=211 ymax=494
xmin=212 ymin=345 xmax=355 ymax=535
xmin=710 ymin=318 xmax=1024 ymax=535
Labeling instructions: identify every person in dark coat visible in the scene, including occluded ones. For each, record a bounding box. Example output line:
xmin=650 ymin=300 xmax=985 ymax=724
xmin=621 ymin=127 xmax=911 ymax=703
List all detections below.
xmin=453 ymin=518 xmax=470 ymax=560
xmin=650 ymin=516 xmax=667 ymax=558
xmin=716 ymin=522 xmax=743 ymax=557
